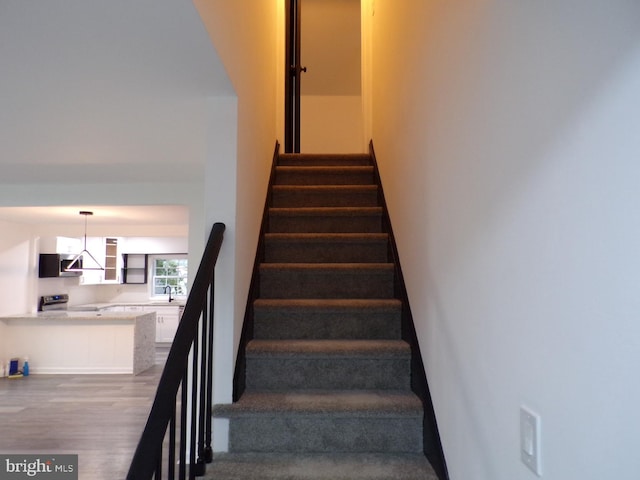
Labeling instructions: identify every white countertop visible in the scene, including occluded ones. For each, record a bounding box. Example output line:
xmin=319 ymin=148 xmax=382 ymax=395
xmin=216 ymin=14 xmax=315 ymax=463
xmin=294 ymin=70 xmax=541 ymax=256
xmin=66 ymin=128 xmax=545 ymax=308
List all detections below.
xmin=69 ymin=301 xmax=184 ymax=311
xmin=5 ymin=310 xmax=151 ymax=319
xmin=0 ymin=311 xmax=154 ymax=322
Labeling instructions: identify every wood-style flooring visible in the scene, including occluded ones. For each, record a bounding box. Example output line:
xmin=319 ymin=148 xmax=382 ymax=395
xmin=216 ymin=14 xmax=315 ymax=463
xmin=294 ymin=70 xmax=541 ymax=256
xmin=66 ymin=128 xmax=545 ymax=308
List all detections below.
xmin=0 ymin=345 xmax=168 ymax=480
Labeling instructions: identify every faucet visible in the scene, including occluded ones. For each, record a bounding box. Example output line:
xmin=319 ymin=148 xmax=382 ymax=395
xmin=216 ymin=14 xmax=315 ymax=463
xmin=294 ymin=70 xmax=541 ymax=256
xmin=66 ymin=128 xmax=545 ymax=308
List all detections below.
xmin=164 ymin=285 xmax=174 ymax=302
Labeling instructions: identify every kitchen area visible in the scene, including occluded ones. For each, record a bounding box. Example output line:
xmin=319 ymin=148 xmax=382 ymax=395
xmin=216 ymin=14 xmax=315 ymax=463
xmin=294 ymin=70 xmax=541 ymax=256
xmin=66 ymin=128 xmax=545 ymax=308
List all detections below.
xmin=0 ymin=206 xmax=192 ymax=377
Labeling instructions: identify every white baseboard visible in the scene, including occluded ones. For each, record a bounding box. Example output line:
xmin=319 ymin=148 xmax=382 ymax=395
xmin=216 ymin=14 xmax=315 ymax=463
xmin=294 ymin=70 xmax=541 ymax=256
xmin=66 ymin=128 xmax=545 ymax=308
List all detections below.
xmin=30 ymin=366 xmax=133 ymax=375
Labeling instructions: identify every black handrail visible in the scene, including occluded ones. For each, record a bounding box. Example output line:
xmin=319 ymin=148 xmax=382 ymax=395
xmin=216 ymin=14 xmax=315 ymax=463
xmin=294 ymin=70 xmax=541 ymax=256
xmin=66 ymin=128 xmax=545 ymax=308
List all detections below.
xmin=127 ymin=222 xmax=226 ymax=480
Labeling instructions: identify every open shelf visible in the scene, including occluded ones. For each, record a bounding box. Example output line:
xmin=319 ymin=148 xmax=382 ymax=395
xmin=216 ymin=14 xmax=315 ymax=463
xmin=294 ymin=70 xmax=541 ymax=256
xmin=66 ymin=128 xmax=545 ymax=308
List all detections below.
xmin=122 ymin=254 xmax=148 ymax=284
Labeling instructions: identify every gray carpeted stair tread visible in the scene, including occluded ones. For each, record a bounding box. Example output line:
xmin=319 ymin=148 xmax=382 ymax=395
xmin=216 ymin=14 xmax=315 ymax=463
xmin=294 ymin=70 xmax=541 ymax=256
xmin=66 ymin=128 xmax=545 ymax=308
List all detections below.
xmin=259 ymin=263 xmax=395 ymax=299
xmin=253 ymin=298 xmax=401 ymax=310
xmin=253 ymin=299 xmax=402 ymax=340
xmin=215 ymin=390 xmax=421 ymax=416
xmin=276 ymin=166 xmax=373 ymax=174
xmin=204 ymin=453 xmax=437 ymax=480
xmin=275 ymin=166 xmax=374 ymax=185
xmin=245 ymin=340 xmax=410 ymax=391
xmin=272 ymin=184 xmax=378 ymax=194
xmin=268 ymin=207 xmax=383 ymax=233
xmin=260 ymin=262 xmax=394 ymax=271
xmin=264 ymin=233 xmax=389 ymax=263
xmin=278 ymin=153 xmax=372 ymax=166
xmin=223 ymin=415 xmax=422 ymax=454
xmin=272 ymin=185 xmax=378 ymax=193
xmin=215 ymin=392 xmax=423 ymax=453
xmin=272 ymin=185 xmax=379 ymax=208
xmin=247 ymin=339 xmax=410 ymax=356
xmin=269 ymin=206 xmax=382 ymax=216
xmin=265 ymin=232 xmax=388 ymax=243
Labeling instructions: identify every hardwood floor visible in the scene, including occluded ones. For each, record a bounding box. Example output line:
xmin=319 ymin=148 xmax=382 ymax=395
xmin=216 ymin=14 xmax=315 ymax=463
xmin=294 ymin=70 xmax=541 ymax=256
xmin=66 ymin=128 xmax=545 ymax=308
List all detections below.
xmin=0 ymin=347 xmax=168 ymax=480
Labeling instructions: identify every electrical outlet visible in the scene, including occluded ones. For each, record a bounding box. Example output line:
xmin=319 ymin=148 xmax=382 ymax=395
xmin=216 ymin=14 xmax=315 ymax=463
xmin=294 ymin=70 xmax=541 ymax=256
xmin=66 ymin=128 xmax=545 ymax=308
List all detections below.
xmin=520 ymin=406 xmax=542 ymax=476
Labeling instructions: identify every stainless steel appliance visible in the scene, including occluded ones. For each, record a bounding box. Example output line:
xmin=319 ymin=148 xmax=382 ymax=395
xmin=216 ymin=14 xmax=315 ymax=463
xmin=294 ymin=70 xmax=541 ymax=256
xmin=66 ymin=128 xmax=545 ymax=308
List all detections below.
xmin=38 ymin=294 xmax=69 ymax=312
xmin=38 ymin=253 xmax=82 ymax=277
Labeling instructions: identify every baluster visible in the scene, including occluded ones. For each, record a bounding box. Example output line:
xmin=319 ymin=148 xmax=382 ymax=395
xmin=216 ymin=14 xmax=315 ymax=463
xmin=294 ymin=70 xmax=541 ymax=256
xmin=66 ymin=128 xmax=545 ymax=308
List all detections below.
xmin=197 ymin=302 xmax=208 ymax=466
xmin=154 ymin=443 xmax=162 ymax=480
xmin=125 ymin=223 xmax=225 ymax=480
xmin=204 ymin=278 xmax=215 ymax=462
xmin=179 ymin=367 xmax=188 ymax=480
xmin=168 ymin=404 xmax=176 ymax=479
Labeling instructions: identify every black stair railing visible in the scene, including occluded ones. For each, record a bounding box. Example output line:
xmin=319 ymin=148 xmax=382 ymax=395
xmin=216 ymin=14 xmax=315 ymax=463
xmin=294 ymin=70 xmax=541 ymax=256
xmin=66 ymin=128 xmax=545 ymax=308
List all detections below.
xmin=127 ymin=222 xmax=226 ymax=480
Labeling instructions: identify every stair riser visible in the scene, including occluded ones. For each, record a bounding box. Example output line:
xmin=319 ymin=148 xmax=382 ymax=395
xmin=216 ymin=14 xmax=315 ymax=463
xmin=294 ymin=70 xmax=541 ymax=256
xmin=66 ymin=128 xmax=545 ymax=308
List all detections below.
xmin=254 ymin=309 xmax=401 ymax=340
xmin=246 ymin=356 xmax=410 ymax=391
xmin=278 ymin=154 xmax=372 ymax=166
xmin=206 ymin=453 xmax=438 ymax=480
xmin=265 ymin=241 xmax=388 ymax=263
xmin=272 ymin=189 xmax=379 ymax=208
xmin=275 ymin=169 xmax=374 ymax=186
xmin=269 ymin=214 xmax=382 ymax=233
xmin=259 ymin=268 xmax=394 ymax=299
xmin=229 ymin=416 xmax=423 ymax=454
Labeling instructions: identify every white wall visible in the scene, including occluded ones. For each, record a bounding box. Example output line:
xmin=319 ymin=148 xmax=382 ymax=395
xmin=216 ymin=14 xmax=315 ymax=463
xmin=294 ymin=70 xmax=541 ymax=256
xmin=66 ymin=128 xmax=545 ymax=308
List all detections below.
xmin=300 ymin=0 xmax=364 ymax=152
xmin=0 ymin=221 xmax=35 ymax=317
xmin=194 ymin=2 xmax=279 ymax=408
xmin=367 ymin=1 xmax=640 ymax=479
xmin=0 ymin=220 xmax=33 ymax=361
xmin=301 ymin=96 xmax=364 ymax=153
xmin=0 ymin=321 xmax=5 ymax=365
xmin=0 ymin=0 xmax=232 ymax=185
xmin=120 ymin=237 xmax=188 ymax=254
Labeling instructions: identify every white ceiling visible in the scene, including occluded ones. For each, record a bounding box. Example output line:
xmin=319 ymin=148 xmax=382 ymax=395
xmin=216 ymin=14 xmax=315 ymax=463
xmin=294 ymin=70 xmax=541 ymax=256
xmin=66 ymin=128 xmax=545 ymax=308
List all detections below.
xmin=0 ymin=0 xmax=232 ymax=185
xmin=0 ymin=205 xmax=188 ymax=228
xmin=0 ymin=0 xmax=222 ymax=233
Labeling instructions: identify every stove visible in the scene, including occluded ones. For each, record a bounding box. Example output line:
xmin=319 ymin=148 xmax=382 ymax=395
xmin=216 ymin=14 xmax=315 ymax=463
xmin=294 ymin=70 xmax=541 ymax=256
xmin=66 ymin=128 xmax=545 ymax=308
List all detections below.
xmin=38 ymin=294 xmax=69 ymax=312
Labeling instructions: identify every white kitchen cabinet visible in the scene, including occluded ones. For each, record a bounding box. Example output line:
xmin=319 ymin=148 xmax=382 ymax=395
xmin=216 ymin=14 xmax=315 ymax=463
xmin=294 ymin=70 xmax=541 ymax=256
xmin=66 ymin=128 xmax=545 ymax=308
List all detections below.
xmin=79 ymin=237 xmax=106 ymax=285
xmin=146 ymin=305 xmax=181 ymax=342
xmin=79 ymin=237 xmax=122 ymax=285
xmin=2 ymin=312 xmax=155 ymax=375
xmin=40 ymin=236 xmax=81 ymax=254
xmin=103 ymin=238 xmax=119 ymax=283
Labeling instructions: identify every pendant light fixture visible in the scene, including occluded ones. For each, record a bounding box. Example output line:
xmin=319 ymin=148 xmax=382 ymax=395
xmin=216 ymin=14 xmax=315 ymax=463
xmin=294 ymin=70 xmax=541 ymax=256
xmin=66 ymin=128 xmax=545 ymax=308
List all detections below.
xmin=64 ymin=211 xmax=104 ymax=271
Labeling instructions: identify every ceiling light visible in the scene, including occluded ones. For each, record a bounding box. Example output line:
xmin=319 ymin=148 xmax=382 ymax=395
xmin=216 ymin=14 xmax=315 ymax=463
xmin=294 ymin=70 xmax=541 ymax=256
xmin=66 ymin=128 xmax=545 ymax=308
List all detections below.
xmin=64 ymin=211 xmax=104 ymax=271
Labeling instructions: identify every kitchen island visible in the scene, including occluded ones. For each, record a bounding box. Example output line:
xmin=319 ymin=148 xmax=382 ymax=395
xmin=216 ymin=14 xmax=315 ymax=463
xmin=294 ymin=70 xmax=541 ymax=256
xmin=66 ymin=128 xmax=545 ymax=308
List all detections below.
xmin=0 ymin=311 xmax=155 ymax=375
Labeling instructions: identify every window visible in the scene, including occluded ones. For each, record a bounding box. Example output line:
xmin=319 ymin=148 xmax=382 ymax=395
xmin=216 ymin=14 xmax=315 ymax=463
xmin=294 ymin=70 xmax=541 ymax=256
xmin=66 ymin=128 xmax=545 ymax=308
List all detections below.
xmin=151 ymin=255 xmax=188 ymax=297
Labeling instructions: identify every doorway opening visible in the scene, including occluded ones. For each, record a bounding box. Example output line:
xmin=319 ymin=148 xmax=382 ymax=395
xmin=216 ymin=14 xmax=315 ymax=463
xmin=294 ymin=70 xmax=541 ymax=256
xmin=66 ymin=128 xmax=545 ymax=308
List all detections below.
xmin=284 ymin=0 xmax=364 ymax=153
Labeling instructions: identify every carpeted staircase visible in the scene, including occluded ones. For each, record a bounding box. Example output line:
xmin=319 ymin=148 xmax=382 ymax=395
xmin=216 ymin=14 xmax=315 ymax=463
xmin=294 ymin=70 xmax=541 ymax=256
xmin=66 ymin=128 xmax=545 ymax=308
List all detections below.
xmin=210 ymin=153 xmax=438 ymax=479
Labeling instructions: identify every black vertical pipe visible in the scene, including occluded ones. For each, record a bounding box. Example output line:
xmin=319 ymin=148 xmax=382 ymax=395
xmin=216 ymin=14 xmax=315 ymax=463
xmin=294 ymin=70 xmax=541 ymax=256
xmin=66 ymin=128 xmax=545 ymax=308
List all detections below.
xmin=293 ymin=0 xmax=302 ymax=153
xmin=284 ymin=0 xmax=293 ymax=153
xmin=285 ymin=0 xmax=302 ymax=153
